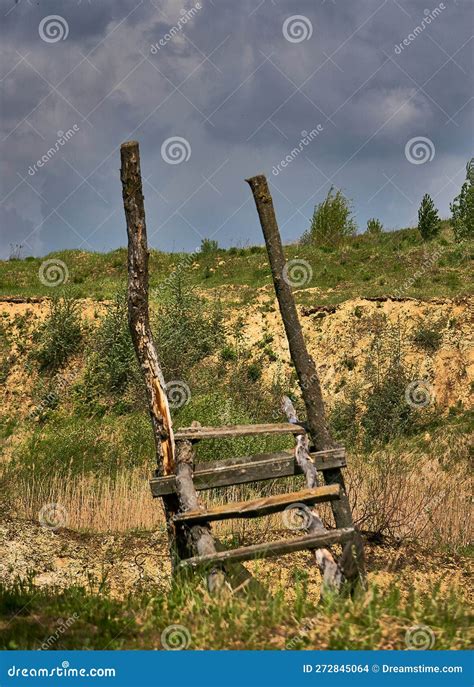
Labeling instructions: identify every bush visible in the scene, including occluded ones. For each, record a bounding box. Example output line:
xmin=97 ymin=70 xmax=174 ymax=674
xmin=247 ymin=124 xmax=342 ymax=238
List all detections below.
xmin=81 ymin=293 xmax=140 ymax=407
xmin=31 ymin=296 xmax=82 ymax=371
xmin=200 ymin=238 xmax=219 ymax=254
xmin=154 ymin=271 xmax=224 ymax=381
xmin=301 ymin=187 xmax=357 ymax=246
xmin=366 ymin=218 xmax=383 ymax=235
xmin=450 ymin=158 xmax=474 ymax=242
xmin=418 ymin=194 xmax=441 ymax=240
xmin=360 ymin=362 xmax=413 ymax=447
xmin=412 ymin=319 xmax=444 ymax=353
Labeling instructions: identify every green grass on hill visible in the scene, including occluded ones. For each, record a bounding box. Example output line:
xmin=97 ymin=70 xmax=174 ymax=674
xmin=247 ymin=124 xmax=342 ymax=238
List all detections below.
xmin=1 ymin=225 xmax=471 ymax=304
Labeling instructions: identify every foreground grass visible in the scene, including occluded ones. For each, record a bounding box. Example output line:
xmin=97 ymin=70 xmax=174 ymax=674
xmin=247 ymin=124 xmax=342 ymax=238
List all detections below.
xmin=1 ymin=226 xmax=471 ymax=305
xmin=0 ymin=576 xmax=470 ymax=650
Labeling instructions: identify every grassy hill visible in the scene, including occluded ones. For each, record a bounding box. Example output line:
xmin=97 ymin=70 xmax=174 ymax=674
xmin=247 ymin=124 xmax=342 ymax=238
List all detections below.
xmin=1 ymin=223 xmax=472 ymax=304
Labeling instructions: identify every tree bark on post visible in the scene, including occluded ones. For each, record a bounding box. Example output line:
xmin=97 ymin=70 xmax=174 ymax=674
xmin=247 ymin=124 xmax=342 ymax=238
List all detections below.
xmin=121 ymin=140 xmax=175 ymax=475
xmin=246 ymin=175 xmax=335 ymax=452
xmin=246 ymin=174 xmax=365 ymax=587
xmin=175 ymin=439 xmax=227 ymax=594
xmin=121 ymin=140 xmax=182 ymax=561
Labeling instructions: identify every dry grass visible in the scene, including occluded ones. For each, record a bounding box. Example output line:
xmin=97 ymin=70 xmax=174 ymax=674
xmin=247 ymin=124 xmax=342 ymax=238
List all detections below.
xmin=14 ymin=468 xmax=164 ymax=532
xmin=11 ymin=447 xmax=472 ymax=554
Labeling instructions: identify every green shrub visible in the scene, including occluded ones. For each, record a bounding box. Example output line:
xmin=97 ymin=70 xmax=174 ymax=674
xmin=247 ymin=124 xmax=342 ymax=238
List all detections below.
xmin=360 ymin=362 xmax=413 ymax=447
xmin=301 ymin=187 xmax=357 ymax=246
xmin=418 ymin=194 xmax=441 ymax=240
xmin=31 ymin=296 xmax=82 ymax=371
xmin=88 ymin=294 xmax=138 ymax=395
xmin=450 ymin=158 xmax=474 ymax=242
xmin=200 ymin=238 xmax=219 ymax=254
xmin=154 ymin=272 xmax=224 ymax=380
xmin=366 ymin=218 xmax=383 ymax=235
xmin=220 ymin=345 xmax=237 ymax=362
xmin=412 ymin=320 xmax=444 ymax=352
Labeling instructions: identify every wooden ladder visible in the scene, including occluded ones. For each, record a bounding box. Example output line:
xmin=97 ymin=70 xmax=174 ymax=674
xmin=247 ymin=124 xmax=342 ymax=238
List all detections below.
xmin=121 ymin=142 xmax=366 ymax=597
xmin=150 ymin=421 xmax=364 ymax=593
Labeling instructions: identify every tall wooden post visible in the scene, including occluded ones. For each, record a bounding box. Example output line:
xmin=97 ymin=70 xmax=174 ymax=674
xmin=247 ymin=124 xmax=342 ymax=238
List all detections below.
xmin=121 ymin=140 xmax=175 ymax=476
xmin=121 ymin=140 xmax=185 ymax=563
xmin=246 ymin=174 xmax=364 ymax=585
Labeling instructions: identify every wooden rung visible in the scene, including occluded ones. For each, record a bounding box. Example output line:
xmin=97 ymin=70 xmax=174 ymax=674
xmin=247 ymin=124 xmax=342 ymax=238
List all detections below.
xmin=180 ymin=527 xmax=355 ymax=568
xmin=150 ymin=448 xmax=346 ymax=497
xmin=174 ymin=422 xmax=306 ymax=441
xmin=173 ymin=484 xmax=341 ymax=524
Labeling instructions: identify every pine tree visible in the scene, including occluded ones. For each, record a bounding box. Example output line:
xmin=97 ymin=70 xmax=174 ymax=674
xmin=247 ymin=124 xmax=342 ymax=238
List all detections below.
xmin=450 ymin=158 xmax=474 ymax=242
xmin=417 ymin=194 xmax=441 ymax=241
xmin=366 ymin=218 xmax=383 ymax=235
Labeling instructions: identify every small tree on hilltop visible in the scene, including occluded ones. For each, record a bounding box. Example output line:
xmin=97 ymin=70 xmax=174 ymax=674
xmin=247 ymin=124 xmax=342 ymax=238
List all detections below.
xmin=366 ymin=218 xmax=383 ymax=235
xmin=301 ymin=186 xmax=357 ymax=246
xmin=417 ymin=194 xmax=441 ymax=241
xmin=450 ymin=158 xmax=474 ymax=242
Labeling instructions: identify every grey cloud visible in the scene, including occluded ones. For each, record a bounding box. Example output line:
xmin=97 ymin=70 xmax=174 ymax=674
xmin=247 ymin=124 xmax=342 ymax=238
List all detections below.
xmin=0 ymin=0 xmax=472 ymax=257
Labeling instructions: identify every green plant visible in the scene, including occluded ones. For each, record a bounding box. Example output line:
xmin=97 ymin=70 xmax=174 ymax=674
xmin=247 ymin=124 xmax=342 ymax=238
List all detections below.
xmin=247 ymin=361 xmax=262 ymax=382
xmin=412 ymin=320 xmax=444 ymax=353
xmin=81 ymin=293 xmax=140 ymax=405
xmin=366 ymin=218 xmax=383 ymax=235
xmin=200 ymin=238 xmax=219 ymax=254
xmin=154 ymin=271 xmax=224 ymax=381
xmin=417 ymin=194 xmax=441 ymax=240
xmin=220 ymin=345 xmax=237 ymax=362
xmin=450 ymin=158 xmax=474 ymax=242
xmin=31 ymin=296 xmax=82 ymax=372
xmin=301 ymin=187 xmax=357 ymax=246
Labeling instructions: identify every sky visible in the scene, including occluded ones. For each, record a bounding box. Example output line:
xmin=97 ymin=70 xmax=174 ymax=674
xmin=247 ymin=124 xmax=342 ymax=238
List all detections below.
xmin=0 ymin=0 xmax=472 ymax=258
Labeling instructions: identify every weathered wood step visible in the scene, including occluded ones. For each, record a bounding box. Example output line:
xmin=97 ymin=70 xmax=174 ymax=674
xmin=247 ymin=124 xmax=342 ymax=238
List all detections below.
xmin=173 ymin=484 xmax=341 ymax=524
xmin=180 ymin=527 xmax=355 ymax=568
xmin=150 ymin=448 xmax=346 ymax=497
xmin=174 ymin=422 xmax=306 ymax=441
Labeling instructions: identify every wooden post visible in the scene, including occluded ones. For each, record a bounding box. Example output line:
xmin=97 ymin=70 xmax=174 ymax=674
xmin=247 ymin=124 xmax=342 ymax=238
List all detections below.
xmin=121 ymin=140 xmax=175 ymax=477
xmin=121 ymin=140 xmax=183 ymax=564
xmin=175 ymin=439 xmax=227 ymax=595
xmin=246 ymin=174 xmax=365 ymax=587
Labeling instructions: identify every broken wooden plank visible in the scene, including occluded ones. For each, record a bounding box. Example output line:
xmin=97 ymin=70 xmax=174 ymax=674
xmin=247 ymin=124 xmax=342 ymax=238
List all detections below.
xmin=180 ymin=528 xmax=355 ymax=568
xmin=173 ymin=484 xmax=340 ymax=524
xmin=150 ymin=448 xmax=347 ymax=497
xmin=174 ymin=422 xmax=306 ymax=441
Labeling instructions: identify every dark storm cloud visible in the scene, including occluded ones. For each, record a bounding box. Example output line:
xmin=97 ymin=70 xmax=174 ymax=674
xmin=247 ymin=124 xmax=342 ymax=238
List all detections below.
xmin=0 ymin=0 xmax=472 ymax=258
